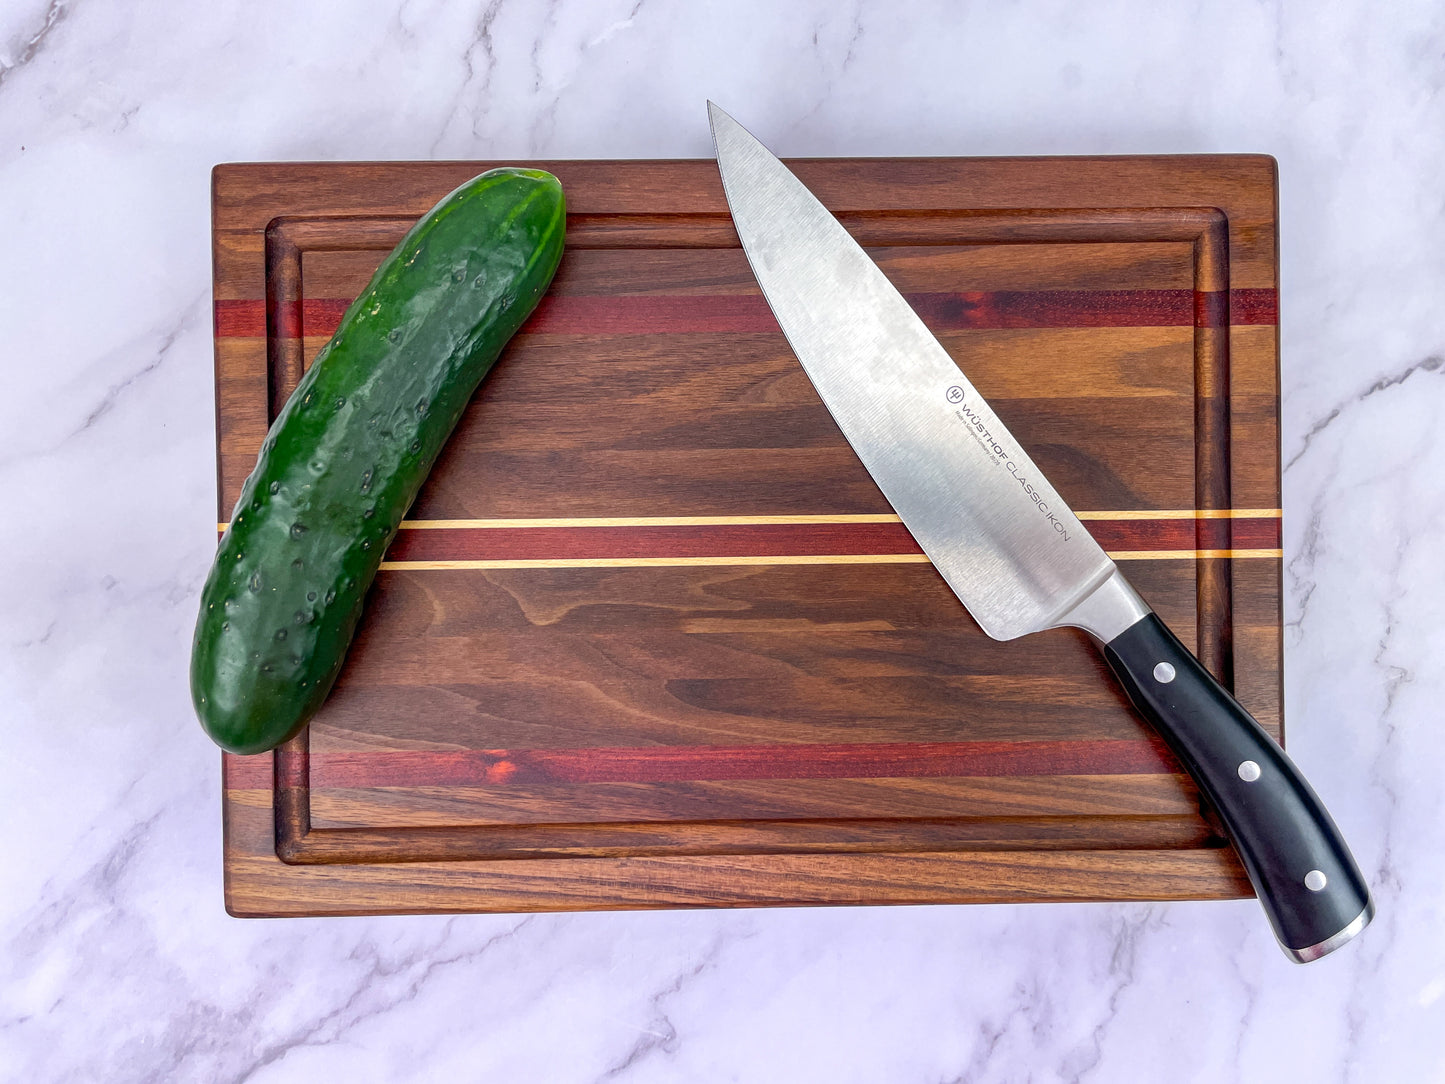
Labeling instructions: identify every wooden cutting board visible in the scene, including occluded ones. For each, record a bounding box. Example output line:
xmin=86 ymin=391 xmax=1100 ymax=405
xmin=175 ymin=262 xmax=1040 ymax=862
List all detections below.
xmin=212 ymin=156 xmax=1280 ymax=916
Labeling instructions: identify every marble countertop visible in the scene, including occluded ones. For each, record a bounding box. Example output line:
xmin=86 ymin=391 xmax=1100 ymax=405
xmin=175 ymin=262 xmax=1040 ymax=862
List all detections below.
xmin=3 ymin=2 xmax=1441 ymax=1080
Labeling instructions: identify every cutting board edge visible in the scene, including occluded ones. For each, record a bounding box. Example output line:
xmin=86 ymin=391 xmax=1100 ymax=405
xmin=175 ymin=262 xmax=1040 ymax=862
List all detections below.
xmin=212 ymin=155 xmax=1282 ymax=916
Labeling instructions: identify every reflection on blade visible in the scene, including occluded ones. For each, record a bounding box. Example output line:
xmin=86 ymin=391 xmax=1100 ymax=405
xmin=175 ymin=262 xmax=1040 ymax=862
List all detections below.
xmin=708 ymin=102 xmax=1115 ymax=640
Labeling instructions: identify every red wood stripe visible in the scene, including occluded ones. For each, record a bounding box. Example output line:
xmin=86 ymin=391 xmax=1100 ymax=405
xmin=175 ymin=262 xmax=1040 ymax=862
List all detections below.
xmin=386 ymin=522 xmax=922 ymax=562
xmin=213 ymin=288 xmax=1279 ymax=339
xmin=905 ymin=289 xmax=1243 ymax=330
xmin=214 ymin=298 xmax=263 ymax=337
xmin=379 ymin=517 xmax=1279 ymax=563
xmin=1230 ymin=287 xmax=1278 ymax=325
xmin=224 ymin=737 xmax=1179 ymax=789
xmin=1102 ymin=517 xmax=1279 ymax=551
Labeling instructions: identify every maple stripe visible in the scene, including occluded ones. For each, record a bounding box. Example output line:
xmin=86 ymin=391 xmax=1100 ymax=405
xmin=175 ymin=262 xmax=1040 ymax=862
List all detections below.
xmin=377 ymin=555 xmax=936 ymax=570
xmin=216 ymin=511 xmax=1281 ymax=531
xmin=397 ymin=510 xmax=1282 ymax=527
xmin=403 ymin=514 xmax=909 ymax=528
xmin=376 ymin=550 xmax=1282 ymax=569
xmin=213 ymin=288 xmax=1279 ymax=339
xmin=223 ymin=737 xmax=1179 ymax=790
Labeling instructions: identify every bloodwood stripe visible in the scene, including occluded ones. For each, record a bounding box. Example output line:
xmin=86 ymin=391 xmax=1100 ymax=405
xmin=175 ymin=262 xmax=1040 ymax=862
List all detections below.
xmin=385 ymin=522 xmax=923 ymax=562
xmin=212 ymin=288 xmax=1279 ymax=338
xmin=226 ymin=737 xmax=1178 ymax=790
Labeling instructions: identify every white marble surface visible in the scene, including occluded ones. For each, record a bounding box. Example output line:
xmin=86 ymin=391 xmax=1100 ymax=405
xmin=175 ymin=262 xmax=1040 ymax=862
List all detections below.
xmin=2 ymin=1 xmax=1442 ymax=1079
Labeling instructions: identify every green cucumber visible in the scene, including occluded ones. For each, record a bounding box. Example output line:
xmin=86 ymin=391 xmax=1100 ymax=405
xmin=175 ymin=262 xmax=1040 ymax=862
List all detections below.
xmin=191 ymin=167 xmax=565 ymax=755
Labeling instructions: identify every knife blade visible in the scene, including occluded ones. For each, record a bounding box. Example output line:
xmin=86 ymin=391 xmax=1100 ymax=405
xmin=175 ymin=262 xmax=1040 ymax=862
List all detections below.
xmin=708 ymin=101 xmax=1372 ymax=962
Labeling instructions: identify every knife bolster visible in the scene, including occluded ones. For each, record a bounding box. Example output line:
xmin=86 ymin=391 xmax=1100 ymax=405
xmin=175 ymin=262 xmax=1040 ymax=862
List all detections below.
xmin=1052 ymin=566 xmax=1151 ymax=642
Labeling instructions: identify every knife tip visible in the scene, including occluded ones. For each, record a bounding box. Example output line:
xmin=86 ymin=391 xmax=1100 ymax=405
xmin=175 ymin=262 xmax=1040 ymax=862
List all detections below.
xmin=706 ymin=101 xmax=729 ymax=156
xmin=706 ymin=100 xmax=733 ymax=129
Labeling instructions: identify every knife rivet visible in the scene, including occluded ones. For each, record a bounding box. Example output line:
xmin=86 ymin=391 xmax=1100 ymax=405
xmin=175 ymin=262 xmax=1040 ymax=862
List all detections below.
xmin=1152 ymin=662 xmax=1176 ymax=684
xmin=1305 ymin=870 xmax=1328 ymax=892
xmin=1238 ymin=760 xmax=1261 ymax=782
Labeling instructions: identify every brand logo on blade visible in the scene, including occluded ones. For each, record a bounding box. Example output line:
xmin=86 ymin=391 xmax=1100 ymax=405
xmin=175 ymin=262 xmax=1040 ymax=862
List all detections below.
xmin=948 ymin=389 xmax=1071 ymax=543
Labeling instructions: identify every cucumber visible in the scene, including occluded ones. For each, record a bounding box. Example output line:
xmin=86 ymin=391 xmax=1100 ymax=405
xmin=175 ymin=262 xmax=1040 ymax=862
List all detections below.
xmin=191 ymin=168 xmax=565 ymax=755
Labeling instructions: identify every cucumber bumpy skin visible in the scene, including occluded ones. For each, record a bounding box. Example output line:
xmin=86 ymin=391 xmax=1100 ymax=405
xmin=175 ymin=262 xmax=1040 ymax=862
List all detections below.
xmin=191 ymin=168 xmax=565 ymax=755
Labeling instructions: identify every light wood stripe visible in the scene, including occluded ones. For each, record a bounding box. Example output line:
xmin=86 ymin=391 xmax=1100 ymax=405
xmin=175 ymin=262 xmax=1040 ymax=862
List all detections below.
xmin=217 ymin=510 xmax=1281 ymax=532
xmin=377 ymin=554 xmax=937 ymax=571
xmin=401 ymin=514 xmax=905 ymax=529
xmin=378 ymin=549 xmax=1282 ymax=571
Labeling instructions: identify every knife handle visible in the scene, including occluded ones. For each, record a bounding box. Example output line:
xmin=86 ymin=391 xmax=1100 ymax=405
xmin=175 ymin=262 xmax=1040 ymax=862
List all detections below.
xmin=1102 ymin=613 xmax=1373 ymax=961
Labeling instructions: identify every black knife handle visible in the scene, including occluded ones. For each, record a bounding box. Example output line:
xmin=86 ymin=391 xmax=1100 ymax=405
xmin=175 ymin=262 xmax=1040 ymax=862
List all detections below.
xmin=1103 ymin=614 xmax=1372 ymax=961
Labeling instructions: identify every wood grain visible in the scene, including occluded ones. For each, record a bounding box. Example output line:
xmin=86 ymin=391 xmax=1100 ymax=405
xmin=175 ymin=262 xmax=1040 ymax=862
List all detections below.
xmin=213 ymin=155 xmax=1280 ymax=915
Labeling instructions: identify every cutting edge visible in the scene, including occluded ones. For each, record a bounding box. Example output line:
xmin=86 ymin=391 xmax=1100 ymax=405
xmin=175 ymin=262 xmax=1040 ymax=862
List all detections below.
xmin=706 ymin=101 xmax=1146 ymax=642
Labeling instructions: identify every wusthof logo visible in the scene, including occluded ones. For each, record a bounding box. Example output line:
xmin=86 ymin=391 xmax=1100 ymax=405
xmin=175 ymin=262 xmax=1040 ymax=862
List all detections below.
xmin=953 ymin=397 xmax=1009 ymax=462
xmin=950 ymin=392 xmax=1071 ymax=542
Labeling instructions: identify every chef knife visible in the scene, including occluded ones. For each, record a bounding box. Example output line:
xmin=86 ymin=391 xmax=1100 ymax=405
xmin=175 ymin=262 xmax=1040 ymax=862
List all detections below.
xmin=708 ymin=102 xmax=1372 ymax=962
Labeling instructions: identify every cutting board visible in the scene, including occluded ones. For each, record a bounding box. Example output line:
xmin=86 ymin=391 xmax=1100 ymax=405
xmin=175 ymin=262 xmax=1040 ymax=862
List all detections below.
xmin=212 ymin=156 xmax=1280 ymax=916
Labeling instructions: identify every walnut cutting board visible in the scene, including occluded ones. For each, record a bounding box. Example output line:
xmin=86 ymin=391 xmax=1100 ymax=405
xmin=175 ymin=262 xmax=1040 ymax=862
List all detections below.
xmin=212 ymin=155 xmax=1281 ymax=916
